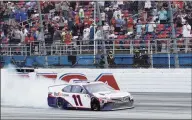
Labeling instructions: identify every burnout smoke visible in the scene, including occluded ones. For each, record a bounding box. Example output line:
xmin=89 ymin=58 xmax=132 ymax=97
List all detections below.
xmin=1 ymin=65 xmax=61 ymax=108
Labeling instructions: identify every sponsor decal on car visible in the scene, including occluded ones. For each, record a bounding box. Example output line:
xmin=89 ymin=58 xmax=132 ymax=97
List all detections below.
xmin=54 ymin=92 xmax=69 ymax=97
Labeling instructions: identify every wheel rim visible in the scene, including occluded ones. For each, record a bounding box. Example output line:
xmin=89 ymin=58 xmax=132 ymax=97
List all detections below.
xmin=57 ymin=99 xmax=62 ymax=108
xmin=92 ymin=103 xmax=98 ymax=110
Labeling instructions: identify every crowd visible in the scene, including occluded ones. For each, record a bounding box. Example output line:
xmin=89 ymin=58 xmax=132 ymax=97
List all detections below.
xmin=0 ymin=1 xmax=192 ymax=51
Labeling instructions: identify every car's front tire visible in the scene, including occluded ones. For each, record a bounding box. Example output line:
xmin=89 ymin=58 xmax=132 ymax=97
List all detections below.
xmin=91 ymin=98 xmax=100 ymax=111
xmin=56 ymin=97 xmax=64 ymax=109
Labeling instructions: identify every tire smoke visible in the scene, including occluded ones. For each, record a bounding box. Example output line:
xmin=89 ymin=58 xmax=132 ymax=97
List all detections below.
xmin=1 ymin=65 xmax=60 ymax=108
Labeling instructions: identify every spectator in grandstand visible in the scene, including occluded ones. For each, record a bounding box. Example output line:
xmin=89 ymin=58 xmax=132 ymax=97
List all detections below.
xmin=31 ymin=28 xmax=38 ymax=40
xmin=54 ymin=1 xmax=61 ymax=15
xmin=185 ymin=12 xmax=192 ymax=27
xmin=95 ymin=25 xmax=103 ymax=40
xmin=78 ymin=6 xmax=84 ymax=23
xmin=127 ymin=16 xmax=134 ymax=36
xmin=75 ymin=12 xmax=80 ymax=26
xmin=117 ymin=1 xmax=124 ymax=9
xmin=113 ymin=8 xmax=122 ymax=20
xmin=136 ymin=19 xmax=145 ymax=39
xmin=84 ymin=17 xmax=92 ymax=26
xmin=9 ymin=9 xmax=16 ymax=26
xmin=108 ymin=25 xmax=116 ymax=39
xmin=133 ymin=49 xmax=140 ymax=68
xmin=0 ymin=29 xmax=4 ymax=43
xmin=10 ymin=27 xmax=21 ymax=44
xmin=52 ymin=13 xmax=61 ymax=23
xmin=101 ymin=11 xmax=106 ymax=26
xmin=53 ymin=28 xmax=62 ymax=43
xmin=83 ymin=23 xmax=90 ymax=44
xmin=2 ymin=7 xmax=10 ymax=24
xmin=69 ymin=1 xmax=76 ymax=11
xmin=107 ymin=51 xmax=115 ymax=68
xmin=98 ymin=2 xmax=105 ymax=10
xmin=69 ymin=7 xmax=75 ymax=19
xmin=68 ymin=17 xmax=75 ymax=32
xmin=144 ymin=0 xmax=152 ymax=21
xmin=20 ymin=28 xmax=27 ymax=43
xmin=78 ymin=22 xmax=84 ymax=36
xmin=2 ymin=22 xmax=9 ymax=37
xmin=158 ymin=7 xmax=168 ymax=24
xmin=61 ymin=1 xmax=70 ymax=19
xmin=25 ymin=32 xmax=34 ymax=44
xmin=61 ymin=28 xmax=66 ymax=42
xmin=115 ymin=14 xmax=124 ymax=32
xmin=89 ymin=23 xmax=94 ymax=40
xmin=98 ymin=54 xmax=105 ymax=68
xmin=111 ymin=16 xmax=116 ymax=27
xmin=175 ymin=13 xmax=183 ymax=28
xmin=64 ymin=30 xmax=72 ymax=45
xmin=44 ymin=29 xmax=52 ymax=45
xmin=14 ymin=7 xmax=22 ymax=22
xmin=176 ymin=10 xmax=187 ymax=25
xmin=140 ymin=51 xmax=150 ymax=68
xmin=185 ymin=2 xmax=192 ymax=13
xmin=145 ymin=18 xmax=156 ymax=40
xmin=20 ymin=7 xmax=28 ymax=23
xmin=88 ymin=23 xmax=94 ymax=49
xmin=106 ymin=7 xmax=113 ymax=25
xmin=103 ymin=22 xmax=110 ymax=39
xmin=0 ymin=7 xmax=4 ymax=22
xmin=182 ymin=21 xmax=192 ymax=38
xmin=37 ymin=29 xmax=45 ymax=42
xmin=122 ymin=17 xmax=127 ymax=35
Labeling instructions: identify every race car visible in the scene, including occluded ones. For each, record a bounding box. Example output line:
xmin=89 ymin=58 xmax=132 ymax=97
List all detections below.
xmin=47 ymin=81 xmax=134 ymax=111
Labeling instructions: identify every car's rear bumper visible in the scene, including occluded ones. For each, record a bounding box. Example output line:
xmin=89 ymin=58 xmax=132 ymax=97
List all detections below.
xmin=101 ymin=100 xmax=134 ymax=111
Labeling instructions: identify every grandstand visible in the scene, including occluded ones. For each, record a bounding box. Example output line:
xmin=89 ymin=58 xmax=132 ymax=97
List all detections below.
xmin=0 ymin=1 xmax=192 ymax=68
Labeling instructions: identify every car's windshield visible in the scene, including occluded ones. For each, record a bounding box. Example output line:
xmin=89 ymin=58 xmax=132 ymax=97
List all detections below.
xmin=84 ymin=83 xmax=115 ymax=93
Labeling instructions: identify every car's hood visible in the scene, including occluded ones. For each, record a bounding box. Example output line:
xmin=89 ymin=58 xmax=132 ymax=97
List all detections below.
xmin=92 ymin=90 xmax=130 ymax=99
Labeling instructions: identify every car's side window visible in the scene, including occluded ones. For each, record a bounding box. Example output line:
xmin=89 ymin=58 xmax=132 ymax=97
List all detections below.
xmin=71 ymin=85 xmax=86 ymax=94
xmin=62 ymin=85 xmax=72 ymax=93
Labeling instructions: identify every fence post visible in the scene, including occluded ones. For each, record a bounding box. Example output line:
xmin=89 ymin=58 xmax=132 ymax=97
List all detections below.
xmin=80 ymin=41 xmax=82 ymax=54
xmin=113 ymin=40 xmax=115 ymax=55
xmin=147 ymin=40 xmax=150 ymax=54
xmin=95 ymin=40 xmax=97 ymax=55
xmin=45 ymin=56 xmax=48 ymax=67
xmin=185 ymin=38 xmax=188 ymax=53
xmin=168 ymin=52 xmax=170 ymax=69
xmin=130 ymin=40 xmax=134 ymax=54
xmin=70 ymin=44 xmax=72 ymax=55
xmin=9 ymin=47 xmax=11 ymax=56
xmin=150 ymin=44 xmax=153 ymax=68
xmin=60 ymin=44 xmax=61 ymax=56
xmin=30 ymin=43 xmax=32 ymax=55
xmin=155 ymin=39 xmax=157 ymax=53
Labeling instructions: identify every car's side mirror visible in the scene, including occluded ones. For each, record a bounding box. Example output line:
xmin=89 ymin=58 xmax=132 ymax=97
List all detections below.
xmin=81 ymin=89 xmax=87 ymax=94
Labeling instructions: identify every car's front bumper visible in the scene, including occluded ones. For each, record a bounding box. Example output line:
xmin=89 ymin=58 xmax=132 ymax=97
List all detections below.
xmin=101 ymin=99 xmax=134 ymax=111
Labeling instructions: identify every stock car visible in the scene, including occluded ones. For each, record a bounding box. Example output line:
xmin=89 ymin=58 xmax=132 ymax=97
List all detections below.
xmin=47 ymin=81 xmax=134 ymax=111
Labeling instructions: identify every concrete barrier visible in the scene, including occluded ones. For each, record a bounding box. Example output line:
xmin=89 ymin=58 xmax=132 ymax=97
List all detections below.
xmin=35 ymin=69 xmax=191 ymax=93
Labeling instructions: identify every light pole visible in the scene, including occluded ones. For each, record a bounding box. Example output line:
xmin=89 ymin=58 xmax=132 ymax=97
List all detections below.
xmin=96 ymin=2 xmax=109 ymax=68
xmin=37 ymin=1 xmax=47 ymax=67
xmin=169 ymin=1 xmax=179 ymax=68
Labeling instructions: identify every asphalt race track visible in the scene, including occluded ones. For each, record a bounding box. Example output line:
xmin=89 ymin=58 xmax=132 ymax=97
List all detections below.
xmin=1 ymin=92 xmax=191 ymax=120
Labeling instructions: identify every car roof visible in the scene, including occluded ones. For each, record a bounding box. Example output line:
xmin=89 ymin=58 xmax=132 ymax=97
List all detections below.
xmin=48 ymin=81 xmax=104 ymax=89
xmin=69 ymin=81 xmax=104 ymax=86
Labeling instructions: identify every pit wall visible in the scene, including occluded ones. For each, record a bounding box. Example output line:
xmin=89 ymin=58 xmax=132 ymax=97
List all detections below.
xmin=1 ymin=53 xmax=192 ymax=68
xmin=35 ymin=69 xmax=191 ymax=93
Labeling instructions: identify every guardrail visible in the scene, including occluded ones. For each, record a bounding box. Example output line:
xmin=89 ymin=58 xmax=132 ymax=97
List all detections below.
xmin=1 ymin=38 xmax=192 ymax=56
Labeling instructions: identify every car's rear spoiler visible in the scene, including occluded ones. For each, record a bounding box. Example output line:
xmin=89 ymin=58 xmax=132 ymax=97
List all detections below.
xmin=48 ymin=84 xmax=68 ymax=92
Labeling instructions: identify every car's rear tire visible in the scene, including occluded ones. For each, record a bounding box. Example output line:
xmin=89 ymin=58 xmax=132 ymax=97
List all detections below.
xmin=56 ymin=97 xmax=64 ymax=109
xmin=91 ymin=98 xmax=100 ymax=111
